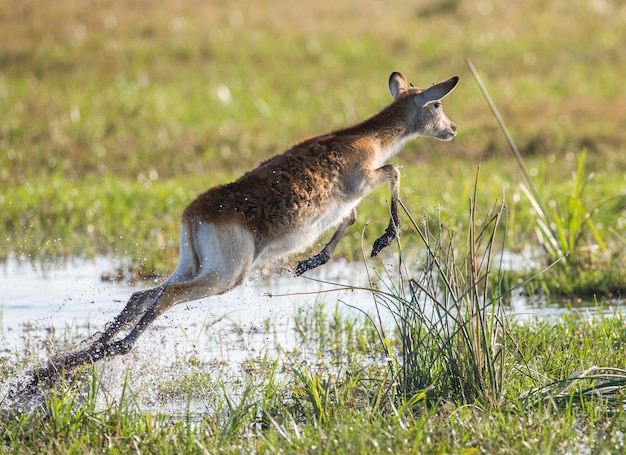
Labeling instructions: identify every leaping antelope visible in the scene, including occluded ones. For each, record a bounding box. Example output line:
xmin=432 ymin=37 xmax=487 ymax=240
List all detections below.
xmin=36 ymin=71 xmax=459 ymax=377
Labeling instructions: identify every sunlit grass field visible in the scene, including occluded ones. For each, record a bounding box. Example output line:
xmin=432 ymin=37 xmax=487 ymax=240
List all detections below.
xmin=2 ymin=0 xmax=625 ymax=287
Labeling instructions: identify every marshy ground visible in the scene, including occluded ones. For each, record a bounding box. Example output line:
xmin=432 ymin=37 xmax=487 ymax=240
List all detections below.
xmin=2 ymin=0 xmax=626 ymax=452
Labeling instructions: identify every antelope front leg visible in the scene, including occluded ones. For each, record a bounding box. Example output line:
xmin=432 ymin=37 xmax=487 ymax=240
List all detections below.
xmin=296 ymin=209 xmax=357 ymax=276
xmin=371 ymin=164 xmax=401 ymax=257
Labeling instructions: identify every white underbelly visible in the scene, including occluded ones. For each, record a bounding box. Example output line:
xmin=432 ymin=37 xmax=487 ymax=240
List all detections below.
xmin=261 ymin=198 xmax=360 ymax=260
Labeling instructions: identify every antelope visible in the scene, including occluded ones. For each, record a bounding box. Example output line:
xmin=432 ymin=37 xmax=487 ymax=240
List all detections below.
xmin=35 ymin=71 xmax=459 ymax=378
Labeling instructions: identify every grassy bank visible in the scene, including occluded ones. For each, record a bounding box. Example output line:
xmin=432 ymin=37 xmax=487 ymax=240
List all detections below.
xmin=2 ymin=303 xmax=626 ymax=453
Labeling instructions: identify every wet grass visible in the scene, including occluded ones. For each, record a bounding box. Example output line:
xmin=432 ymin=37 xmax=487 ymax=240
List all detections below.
xmin=1 ymin=175 xmax=192 ymax=275
xmin=2 ymin=302 xmax=626 ymax=453
xmin=3 ymin=174 xmax=626 ymax=452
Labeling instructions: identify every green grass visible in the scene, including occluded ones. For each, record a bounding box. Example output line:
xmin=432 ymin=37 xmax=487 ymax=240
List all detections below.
xmin=3 ymin=199 xmax=626 ymax=452
xmin=467 ymin=60 xmax=626 ymax=296
xmin=3 ymin=301 xmax=626 ymax=453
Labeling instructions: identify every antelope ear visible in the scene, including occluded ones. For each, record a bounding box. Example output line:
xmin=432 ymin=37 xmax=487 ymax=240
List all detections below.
xmin=417 ymin=76 xmax=460 ymax=105
xmin=389 ymin=71 xmax=409 ymax=98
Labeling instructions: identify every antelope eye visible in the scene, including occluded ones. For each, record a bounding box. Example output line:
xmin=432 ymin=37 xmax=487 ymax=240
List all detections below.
xmin=433 ymin=102 xmax=442 ymax=109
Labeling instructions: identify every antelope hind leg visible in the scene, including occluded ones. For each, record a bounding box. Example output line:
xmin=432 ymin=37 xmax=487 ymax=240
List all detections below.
xmin=29 ymin=346 xmax=100 ymax=387
xmin=29 ymin=287 xmax=166 ymax=386
xmin=98 ymin=306 xmax=160 ymax=357
xmin=90 ymin=285 xmax=166 ymax=345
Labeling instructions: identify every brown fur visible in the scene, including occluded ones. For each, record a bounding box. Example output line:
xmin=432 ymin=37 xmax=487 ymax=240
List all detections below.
xmin=183 ymin=76 xmax=456 ymax=246
xmin=183 ymin=133 xmax=351 ymax=238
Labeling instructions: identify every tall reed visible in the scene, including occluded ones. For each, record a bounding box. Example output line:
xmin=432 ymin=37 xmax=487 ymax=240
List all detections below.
xmin=466 ymin=59 xmax=609 ymax=267
xmin=367 ymin=168 xmax=516 ymax=408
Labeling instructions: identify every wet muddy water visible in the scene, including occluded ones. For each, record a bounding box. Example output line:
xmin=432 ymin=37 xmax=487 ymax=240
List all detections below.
xmin=1 ymin=255 xmax=623 ymax=414
xmin=1 ymin=255 xmax=623 ymax=358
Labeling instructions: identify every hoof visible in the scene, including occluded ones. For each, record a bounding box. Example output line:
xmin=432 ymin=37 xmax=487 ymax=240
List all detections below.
xmin=295 ymin=252 xmax=330 ymax=276
xmin=371 ymin=233 xmax=396 ymax=257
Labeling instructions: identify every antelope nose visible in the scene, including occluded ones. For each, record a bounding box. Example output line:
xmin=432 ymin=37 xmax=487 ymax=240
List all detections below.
xmin=451 ymin=123 xmax=457 ymax=132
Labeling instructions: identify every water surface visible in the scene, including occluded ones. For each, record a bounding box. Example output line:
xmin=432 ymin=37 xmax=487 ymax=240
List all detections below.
xmin=2 ymin=255 xmax=623 ymax=358
xmin=1 ymin=255 xmax=623 ymax=414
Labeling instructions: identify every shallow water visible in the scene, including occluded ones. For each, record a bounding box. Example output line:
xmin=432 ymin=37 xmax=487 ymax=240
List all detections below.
xmin=1 ymin=255 xmax=623 ymax=414
xmin=1 ymin=255 xmax=623 ymax=356
xmin=0 ymin=256 xmax=384 ymax=367
xmin=0 ymin=255 xmax=381 ymax=414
